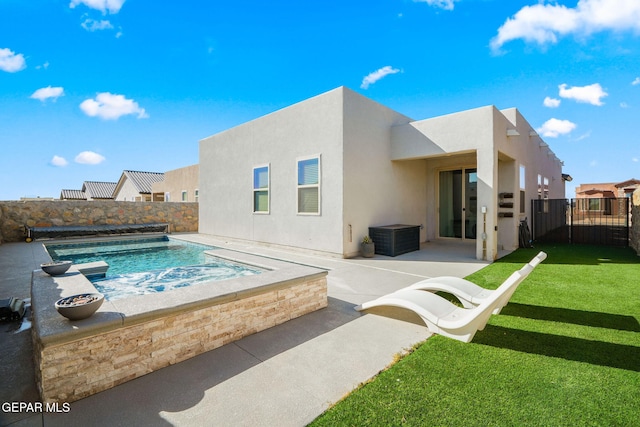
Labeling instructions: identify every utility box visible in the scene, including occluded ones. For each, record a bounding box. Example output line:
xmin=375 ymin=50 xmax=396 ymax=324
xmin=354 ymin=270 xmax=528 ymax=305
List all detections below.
xmin=368 ymin=224 xmax=420 ymax=257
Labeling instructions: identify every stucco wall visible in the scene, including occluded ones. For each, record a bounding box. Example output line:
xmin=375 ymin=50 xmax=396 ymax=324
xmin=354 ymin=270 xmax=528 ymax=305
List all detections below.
xmin=199 ymin=87 xmax=346 ymax=255
xmin=114 ymin=178 xmax=147 ymax=201
xmin=390 ymin=105 xmax=564 ymax=260
xmin=631 ymin=188 xmax=640 ymax=255
xmin=0 ymin=201 xmax=198 ymax=244
xmin=342 ymin=89 xmax=419 ymax=257
xmin=152 ymin=164 xmax=199 ymax=202
xmin=199 ymin=86 xmax=565 ymax=260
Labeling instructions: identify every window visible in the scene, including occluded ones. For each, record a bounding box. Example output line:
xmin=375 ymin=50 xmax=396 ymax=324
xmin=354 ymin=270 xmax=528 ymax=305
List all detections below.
xmin=297 ymin=156 xmax=320 ymax=214
xmin=253 ymin=165 xmax=269 ymax=213
xmin=181 ymin=191 xmax=188 ymax=202
xmin=519 ymin=165 xmax=526 ymax=213
xmin=588 ymin=198 xmax=601 ymax=211
xmin=543 ymin=177 xmax=549 ymax=199
xmin=164 ymin=192 xmax=170 ymax=202
xmin=537 ymin=174 xmax=542 ymax=199
xmin=194 ymin=189 xmax=199 ymax=202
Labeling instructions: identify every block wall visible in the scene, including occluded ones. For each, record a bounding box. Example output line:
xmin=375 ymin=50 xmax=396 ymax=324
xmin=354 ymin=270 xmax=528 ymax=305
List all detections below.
xmin=0 ymin=200 xmax=198 ymax=244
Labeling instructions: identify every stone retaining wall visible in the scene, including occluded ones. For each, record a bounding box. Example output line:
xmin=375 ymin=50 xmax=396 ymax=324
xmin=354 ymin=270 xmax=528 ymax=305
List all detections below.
xmin=0 ymin=201 xmax=198 ymax=244
xmin=34 ymin=276 xmax=327 ymax=403
xmin=631 ymin=188 xmax=640 ymax=255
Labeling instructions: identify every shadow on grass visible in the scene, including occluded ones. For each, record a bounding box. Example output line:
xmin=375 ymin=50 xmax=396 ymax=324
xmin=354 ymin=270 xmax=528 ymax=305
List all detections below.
xmin=473 ymin=325 xmax=640 ymax=372
xmin=496 ymin=244 xmax=640 ymax=265
xmin=500 ymin=303 xmax=640 ymax=332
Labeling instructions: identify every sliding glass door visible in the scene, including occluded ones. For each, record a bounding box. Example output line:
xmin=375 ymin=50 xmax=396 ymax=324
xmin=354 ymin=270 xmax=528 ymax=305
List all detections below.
xmin=439 ymin=168 xmax=477 ymax=240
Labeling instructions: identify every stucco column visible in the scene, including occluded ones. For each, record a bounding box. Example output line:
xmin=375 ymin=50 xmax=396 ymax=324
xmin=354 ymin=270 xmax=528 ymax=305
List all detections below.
xmin=475 ymin=147 xmax=498 ymax=260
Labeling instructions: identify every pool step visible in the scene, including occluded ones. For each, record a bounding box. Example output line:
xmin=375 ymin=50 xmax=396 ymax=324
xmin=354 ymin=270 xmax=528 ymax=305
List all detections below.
xmin=76 ymin=261 xmax=109 ymax=278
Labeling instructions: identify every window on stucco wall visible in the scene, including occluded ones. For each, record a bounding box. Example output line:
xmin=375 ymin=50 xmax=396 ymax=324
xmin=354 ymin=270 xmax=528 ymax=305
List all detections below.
xmin=297 ymin=156 xmax=320 ymax=215
xmin=253 ymin=165 xmax=270 ymax=213
xmin=520 ymin=165 xmax=526 ymax=213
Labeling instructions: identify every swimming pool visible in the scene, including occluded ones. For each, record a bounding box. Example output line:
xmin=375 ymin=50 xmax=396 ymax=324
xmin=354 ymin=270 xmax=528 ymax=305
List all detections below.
xmin=32 ymin=238 xmax=328 ymax=404
xmin=45 ymin=237 xmax=264 ymax=300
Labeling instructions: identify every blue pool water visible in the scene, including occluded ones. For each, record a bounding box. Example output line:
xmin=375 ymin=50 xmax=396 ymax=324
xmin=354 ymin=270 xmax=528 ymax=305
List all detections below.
xmin=46 ymin=237 xmax=263 ymax=300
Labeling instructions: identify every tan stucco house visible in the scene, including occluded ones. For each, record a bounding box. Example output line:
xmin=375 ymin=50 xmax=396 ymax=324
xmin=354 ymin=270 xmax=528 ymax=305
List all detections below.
xmin=574 ymin=178 xmax=639 ymax=217
xmin=575 ymin=179 xmax=640 ymax=199
xmin=151 ymin=164 xmax=199 ymax=202
xmin=199 ymin=87 xmax=567 ymax=260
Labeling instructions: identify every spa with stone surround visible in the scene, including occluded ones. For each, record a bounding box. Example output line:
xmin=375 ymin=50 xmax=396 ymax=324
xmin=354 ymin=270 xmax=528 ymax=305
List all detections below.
xmin=31 ymin=247 xmax=327 ymax=403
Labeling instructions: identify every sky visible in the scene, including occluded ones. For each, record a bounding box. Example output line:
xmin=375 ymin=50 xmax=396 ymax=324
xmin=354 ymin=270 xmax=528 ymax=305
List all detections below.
xmin=1 ymin=0 xmax=639 ymax=200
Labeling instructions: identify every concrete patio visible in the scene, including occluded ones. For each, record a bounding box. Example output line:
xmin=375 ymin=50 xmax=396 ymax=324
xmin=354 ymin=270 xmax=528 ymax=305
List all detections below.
xmin=1 ymin=234 xmax=490 ymax=427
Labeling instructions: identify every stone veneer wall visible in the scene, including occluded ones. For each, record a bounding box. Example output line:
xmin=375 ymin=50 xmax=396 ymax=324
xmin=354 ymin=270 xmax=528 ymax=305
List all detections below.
xmin=34 ymin=277 xmax=327 ymax=403
xmin=0 ymin=200 xmax=198 ymax=244
xmin=631 ymin=188 xmax=640 ymax=255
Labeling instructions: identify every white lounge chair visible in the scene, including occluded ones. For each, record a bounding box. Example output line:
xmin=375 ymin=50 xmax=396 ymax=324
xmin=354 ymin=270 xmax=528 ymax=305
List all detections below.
xmin=407 ymin=251 xmax=547 ymax=314
xmin=355 ymin=263 xmax=535 ymax=343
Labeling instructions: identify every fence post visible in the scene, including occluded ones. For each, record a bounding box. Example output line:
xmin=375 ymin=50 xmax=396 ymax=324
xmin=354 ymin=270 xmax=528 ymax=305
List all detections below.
xmin=570 ymin=198 xmax=574 ymax=244
xmin=626 ymin=197 xmax=630 ymax=244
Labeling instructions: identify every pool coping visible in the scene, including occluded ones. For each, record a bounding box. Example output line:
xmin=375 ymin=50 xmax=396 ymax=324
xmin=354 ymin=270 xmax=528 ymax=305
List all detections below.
xmin=32 ymin=248 xmax=328 ymax=347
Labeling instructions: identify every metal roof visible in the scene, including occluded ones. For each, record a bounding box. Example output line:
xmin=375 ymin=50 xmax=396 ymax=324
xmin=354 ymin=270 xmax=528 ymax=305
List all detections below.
xmin=60 ymin=189 xmax=87 ymax=200
xmin=82 ymin=181 xmax=117 ymax=199
xmin=122 ymin=170 xmax=164 ymax=194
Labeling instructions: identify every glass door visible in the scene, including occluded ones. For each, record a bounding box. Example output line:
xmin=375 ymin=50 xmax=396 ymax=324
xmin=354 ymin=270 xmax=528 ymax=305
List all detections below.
xmin=439 ymin=168 xmax=477 ymax=240
xmin=464 ymin=169 xmax=477 ymax=239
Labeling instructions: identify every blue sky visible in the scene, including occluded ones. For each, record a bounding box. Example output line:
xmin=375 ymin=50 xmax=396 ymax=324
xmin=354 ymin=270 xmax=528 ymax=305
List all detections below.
xmin=1 ymin=0 xmax=639 ymax=200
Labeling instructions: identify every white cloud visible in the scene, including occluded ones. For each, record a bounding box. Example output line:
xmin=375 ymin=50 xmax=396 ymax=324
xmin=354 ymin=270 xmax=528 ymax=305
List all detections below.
xmin=632 ymin=157 xmax=638 ymax=162
xmin=633 ymin=77 xmax=640 ymax=85
xmin=543 ymin=96 xmax=561 ymax=108
xmin=558 ymin=83 xmax=607 ymax=106
xmin=80 ymin=92 xmax=148 ymax=120
xmin=75 ymin=151 xmax=106 ymax=165
xmin=0 ymin=48 xmax=26 ymax=73
xmin=361 ymin=66 xmax=401 ymax=89
xmin=413 ymin=0 xmax=457 ymax=11
xmin=50 ymin=156 xmax=68 ymax=167
xmin=81 ymin=19 xmax=114 ymax=31
xmin=537 ymin=118 xmax=577 ymax=138
xmin=30 ymin=86 xmax=64 ymax=102
xmin=35 ymin=62 xmax=50 ymax=70
xmin=491 ymin=0 xmax=640 ymax=52
xmin=69 ymin=0 xmax=125 ymax=14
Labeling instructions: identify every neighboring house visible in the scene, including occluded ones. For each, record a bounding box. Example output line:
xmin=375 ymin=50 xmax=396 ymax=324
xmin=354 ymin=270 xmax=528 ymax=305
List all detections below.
xmin=60 ymin=181 xmax=117 ymax=201
xmin=83 ymin=181 xmax=117 ymax=200
xmin=60 ymin=189 xmax=87 ymax=200
xmin=151 ymin=164 xmax=199 ymax=202
xmin=199 ymin=86 xmax=567 ymax=260
xmin=575 ymin=179 xmax=640 ymax=199
xmin=574 ymin=179 xmax=639 ymax=216
xmin=113 ymin=170 xmax=164 ymax=202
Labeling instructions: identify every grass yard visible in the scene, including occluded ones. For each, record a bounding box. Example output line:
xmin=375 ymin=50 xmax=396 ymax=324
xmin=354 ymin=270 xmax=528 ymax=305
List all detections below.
xmin=311 ymin=244 xmax=640 ymax=426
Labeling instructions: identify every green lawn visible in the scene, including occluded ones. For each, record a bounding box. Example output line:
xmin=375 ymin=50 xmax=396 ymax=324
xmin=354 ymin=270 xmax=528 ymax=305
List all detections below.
xmin=311 ymin=244 xmax=640 ymax=426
